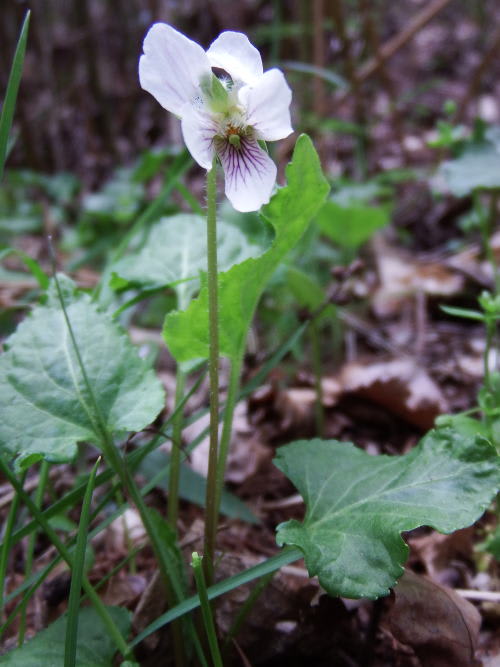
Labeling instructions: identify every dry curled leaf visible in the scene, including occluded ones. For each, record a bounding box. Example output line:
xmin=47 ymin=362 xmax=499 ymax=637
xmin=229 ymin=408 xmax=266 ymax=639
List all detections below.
xmin=340 ymin=357 xmax=448 ymax=430
xmin=373 ymin=238 xmax=464 ymax=317
xmin=382 ymin=570 xmax=481 ymax=667
xmin=409 ymin=528 xmax=474 ymax=586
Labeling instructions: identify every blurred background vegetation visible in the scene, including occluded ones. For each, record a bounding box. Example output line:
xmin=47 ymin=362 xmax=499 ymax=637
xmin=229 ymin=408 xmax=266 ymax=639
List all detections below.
xmin=3 ymin=0 xmax=500 ymax=183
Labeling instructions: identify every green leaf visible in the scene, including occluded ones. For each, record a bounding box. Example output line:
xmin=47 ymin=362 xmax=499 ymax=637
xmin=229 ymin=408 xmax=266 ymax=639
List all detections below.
xmin=164 ymin=134 xmax=329 ymax=362
xmin=0 ymin=11 xmax=30 ymax=181
xmin=274 ymin=429 xmax=500 ymax=599
xmin=0 ymin=247 xmax=49 ymax=289
xmin=479 ymin=523 xmax=500 ymax=560
xmin=0 ymin=606 xmax=130 ymax=666
xmin=282 ymin=61 xmax=347 ymax=89
xmin=110 ymin=213 xmax=264 ymax=305
xmin=316 ymin=200 xmax=388 ymax=249
xmin=143 ymin=508 xmax=188 ymax=602
xmin=0 ymin=275 xmax=165 ymax=467
xmin=286 ymin=267 xmax=324 ymax=311
xmin=440 ymin=305 xmax=486 ymax=321
xmin=330 ymin=181 xmax=386 ymax=206
xmin=80 ymin=168 xmax=144 ymax=224
xmin=138 ymin=449 xmax=258 ymax=524
xmin=441 ymin=142 xmax=500 ymax=196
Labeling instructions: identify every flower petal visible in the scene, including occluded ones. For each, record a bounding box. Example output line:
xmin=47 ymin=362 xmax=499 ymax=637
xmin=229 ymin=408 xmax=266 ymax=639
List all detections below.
xmin=180 ymin=103 xmax=217 ymax=170
xmin=239 ymin=69 xmax=293 ymax=141
xmin=215 ymin=136 xmax=277 ymax=212
xmin=207 ymin=32 xmax=263 ymax=86
xmin=139 ymin=23 xmax=211 ymax=117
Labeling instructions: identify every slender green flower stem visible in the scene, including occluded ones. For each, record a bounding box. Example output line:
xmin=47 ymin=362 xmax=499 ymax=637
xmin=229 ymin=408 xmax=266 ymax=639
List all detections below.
xmin=311 ymin=322 xmax=325 ymax=438
xmin=18 ymin=460 xmax=49 ymax=645
xmin=0 ymin=470 xmax=26 ymax=637
xmin=476 ymin=190 xmax=500 ymax=295
xmin=168 ymin=366 xmax=186 ymax=532
xmin=203 ymin=156 xmax=220 ymax=582
xmin=214 ymin=354 xmax=244 ymax=523
xmin=484 ymin=317 xmax=495 ymax=396
xmin=488 ymin=192 xmax=500 ymax=295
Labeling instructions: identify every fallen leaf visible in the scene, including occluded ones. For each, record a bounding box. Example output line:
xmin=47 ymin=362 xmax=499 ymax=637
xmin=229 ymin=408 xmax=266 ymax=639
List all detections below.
xmin=101 ymin=574 xmax=146 ymax=608
xmin=340 ymin=357 xmax=448 ymax=430
xmin=105 ymin=508 xmax=147 ymax=553
xmin=409 ymin=528 xmax=474 ymax=586
xmin=373 ymin=238 xmax=464 ymax=318
xmin=382 ymin=570 xmax=482 ymax=667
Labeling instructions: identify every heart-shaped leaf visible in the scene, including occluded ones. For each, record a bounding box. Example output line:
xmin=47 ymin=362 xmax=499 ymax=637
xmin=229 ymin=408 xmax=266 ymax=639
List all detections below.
xmin=0 ymin=606 xmax=130 ymax=666
xmin=110 ymin=213 xmax=264 ymax=304
xmin=163 ymin=134 xmax=329 ymax=363
xmin=316 ymin=200 xmax=388 ymax=249
xmin=0 ymin=275 xmax=165 ymax=468
xmin=441 ymin=141 xmax=500 ymax=196
xmin=275 ymin=429 xmax=500 ymax=599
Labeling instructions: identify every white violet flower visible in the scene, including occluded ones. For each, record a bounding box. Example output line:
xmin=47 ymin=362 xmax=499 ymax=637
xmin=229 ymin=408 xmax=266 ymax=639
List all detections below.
xmin=139 ymin=24 xmax=293 ymax=212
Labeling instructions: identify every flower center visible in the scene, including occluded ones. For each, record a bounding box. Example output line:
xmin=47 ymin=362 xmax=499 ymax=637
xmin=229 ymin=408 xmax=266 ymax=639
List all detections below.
xmin=227 ymin=125 xmax=242 ymax=149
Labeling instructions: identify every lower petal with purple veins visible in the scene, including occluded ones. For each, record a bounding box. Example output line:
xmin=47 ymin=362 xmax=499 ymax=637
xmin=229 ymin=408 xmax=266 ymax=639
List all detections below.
xmin=181 ymin=104 xmax=218 ymax=170
xmin=215 ymin=136 xmax=277 ymax=212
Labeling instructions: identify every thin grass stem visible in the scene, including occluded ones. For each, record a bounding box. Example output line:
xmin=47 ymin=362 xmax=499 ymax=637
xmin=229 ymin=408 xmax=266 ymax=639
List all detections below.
xmin=0 ymin=11 xmax=30 ymax=181
xmin=0 ymin=469 xmax=27 ymax=638
xmin=203 ymin=156 xmax=220 ymax=583
xmin=64 ymin=458 xmax=100 ymax=667
xmin=0 ymin=459 xmax=132 ymax=661
xmin=168 ymin=367 xmax=186 ymax=532
xmin=191 ymin=552 xmax=223 ymax=667
xmin=18 ymin=460 xmax=50 ymax=645
xmin=311 ymin=322 xmax=325 ymax=437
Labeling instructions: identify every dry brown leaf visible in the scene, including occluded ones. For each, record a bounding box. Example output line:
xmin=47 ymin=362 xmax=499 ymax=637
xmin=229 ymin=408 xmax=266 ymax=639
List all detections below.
xmin=275 ymin=388 xmax=317 ymax=432
xmin=373 ymin=238 xmax=464 ymax=317
xmin=340 ymin=356 xmax=448 ymax=430
xmin=409 ymin=528 xmax=474 ymax=586
xmin=104 ymin=508 xmax=147 ymax=553
xmin=101 ymin=573 xmax=146 ymax=607
xmin=225 ymin=402 xmax=269 ymax=484
xmin=447 ymin=230 xmax=500 ymax=287
xmin=382 ymin=570 xmax=482 ymax=667
xmin=132 ymin=570 xmax=167 ymax=652
xmin=273 ymin=379 xmax=342 ymax=433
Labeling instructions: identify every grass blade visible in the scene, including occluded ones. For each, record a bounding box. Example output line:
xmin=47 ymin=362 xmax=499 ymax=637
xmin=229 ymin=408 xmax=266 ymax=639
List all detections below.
xmin=0 ymin=11 xmax=30 ymax=181
xmin=0 ymin=458 xmax=132 ymax=661
xmin=191 ymin=552 xmax=222 ymax=667
xmin=282 ymin=60 xmax=347 ymax=88
xmin=0 ymin=469 xmax=26 ymax=637
xmin=64 ymin=458 xmax=100 ymax=667
xmin=0 ymin=248 xmax=49 ymax=290
xmin=129 ymin=547 xmax=302 ymax=649
xmin=18 ymin=460 xmax=50 ymax=644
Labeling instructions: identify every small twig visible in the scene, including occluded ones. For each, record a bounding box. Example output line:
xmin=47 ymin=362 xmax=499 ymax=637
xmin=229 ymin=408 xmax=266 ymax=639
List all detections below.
xmin=312 ymin=0 xmax=327 ymax=117
xmin=454 ymin=589 xmax=500 ymax=602
xmin=358 ymin=0 xmax=407 ymax=158
xmin=336 ymin=0 xmax=453 ymax=105
xmin=331 ymin=0 xmax=367 ymax=177
xmin=414 ymin=290 xmax=427 ymax=360
xmin=281 ymin=565 xmax=310 ymax=579
xmin=455 ymin=24 xmax=500 ymax=123
xmin=260 ymin=494 xmax=303 ymax=510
